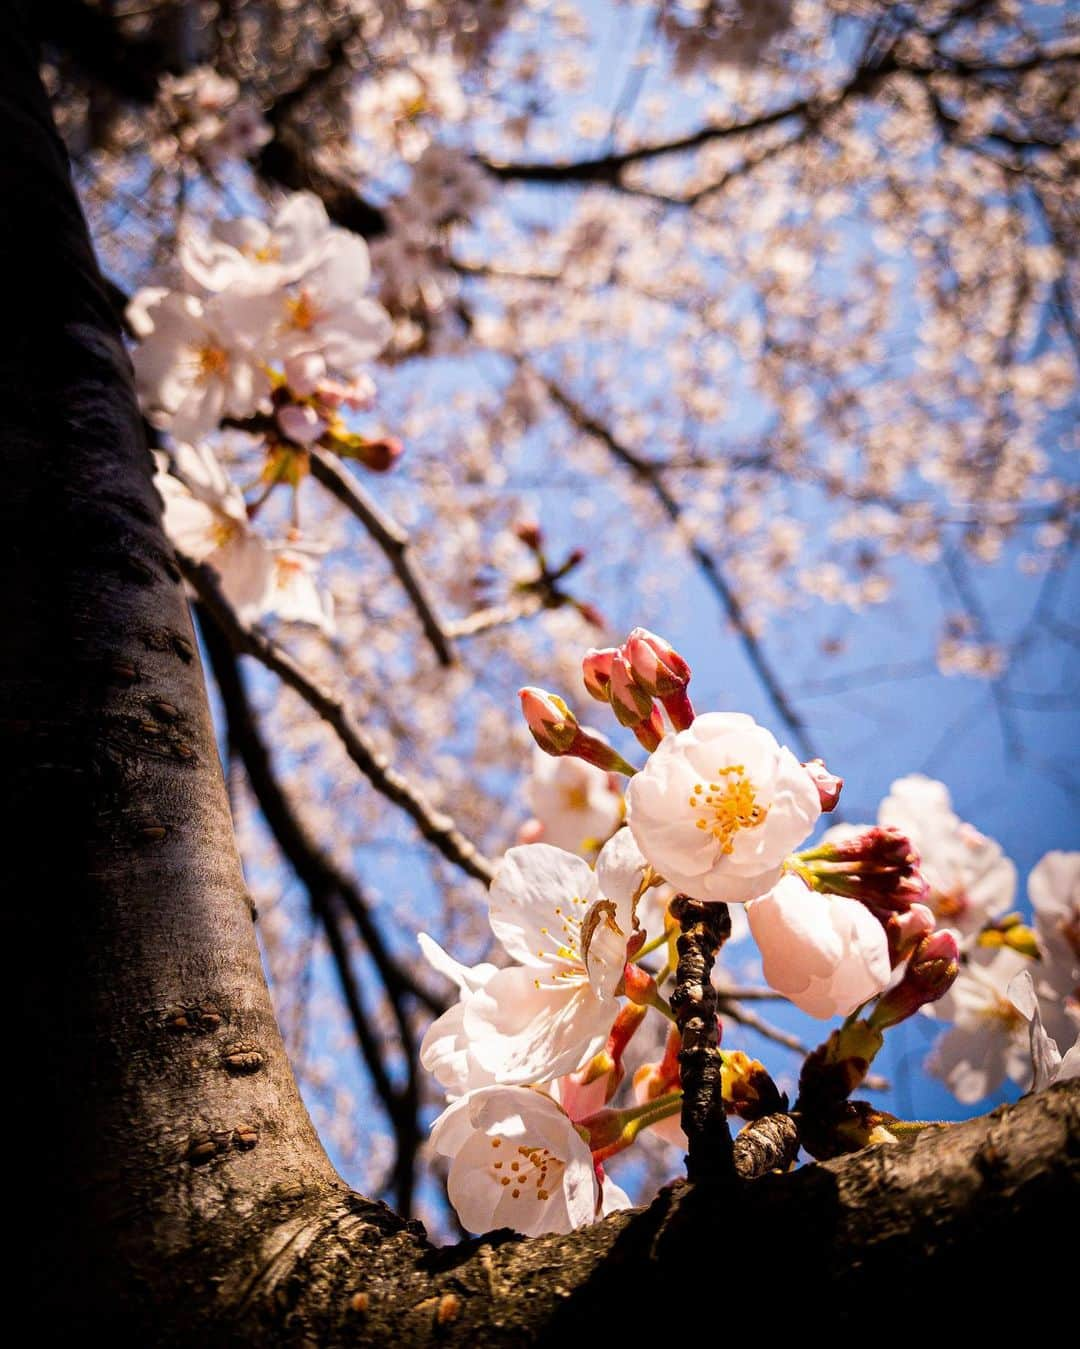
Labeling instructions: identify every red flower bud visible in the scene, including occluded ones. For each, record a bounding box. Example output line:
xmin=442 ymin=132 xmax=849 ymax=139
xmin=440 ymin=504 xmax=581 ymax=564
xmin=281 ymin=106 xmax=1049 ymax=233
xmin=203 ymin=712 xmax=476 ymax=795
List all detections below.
xmin=607 ymin=652 xmax=656 ymax=728
xmin=869 ymin=929 xmax=960 ymax=1030
xmin=624 ymin=627 xmax=691 ymax=697
xmin=582 ymin=647 xmax=618 ymax=702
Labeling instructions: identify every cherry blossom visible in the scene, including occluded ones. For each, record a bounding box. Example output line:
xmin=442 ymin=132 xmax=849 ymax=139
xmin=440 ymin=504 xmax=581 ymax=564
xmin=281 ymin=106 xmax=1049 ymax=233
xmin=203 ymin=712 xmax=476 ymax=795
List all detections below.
xmin=625 ymin=712 xmax=821 ymax=903
xmin=153 ymin=444 xmax=273 ymax=623
xmin=462 ymin=836 xmax=642 ymax=1085
xmin=1007 ymin=970 xmax=1080 ymax=1094
xmin=927 ymin=948 xmax=1033 ymax=1103
xmin=876 ymin=775 xmax=1015 ymax=939
xmin=154 ymin=66 xmax=270 ymax=166
xmin=131 ymin=289 xmax=277 ymax=441
xmin=267 ymin=549 xmax=335 ymax=634
xmin=429 ymin=1086 xmax=617 ymax=1236
xmin=746 ymin=874 xmax=891 ymax=1019
xmin=178 ymin=193 xmax=339 ymax=295
xmin=1028 ymin=851 xmax=1080 ymax=1045
xmin=273 ymin=232 xmax=392 ymax=369
xmin=417 ymin=934 xmax=499 ymax=1096
xmin=521 ymin=747 xmax=623 ymax=857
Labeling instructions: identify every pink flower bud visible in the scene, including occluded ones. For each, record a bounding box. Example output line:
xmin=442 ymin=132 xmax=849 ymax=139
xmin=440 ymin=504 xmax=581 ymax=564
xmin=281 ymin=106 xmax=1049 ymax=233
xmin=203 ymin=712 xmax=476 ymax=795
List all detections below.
xmin=631 ymin=703 xmax=666 ymax=752
xmin=803 ymin=758 xmax=844 ymax=812
xmin=886 ymin=902 xmax=936 ymax=965
xmin=869 ymin=929 xmax=960 ymax=1030
xmin=624 ymin=628 xmax=691 ymax=696
xmin=283 ymin=352 xmax=326 ymax=397
xmin=582 ymin=648 xmax=617 ymax=702
xmin=276 ymin=402 xmax=327 ymax=446
xmin=799 ymin=826 xmax=928 ymax=917
xmin=356 ymin=435 xmax=403 ymax=472
xmin=514 ymin=520 xmax=543 ymax=551
xmin=520 ymin=687 xmax=579 ymax=755
xmin=607 ymin=652 xmax=656 ymax=728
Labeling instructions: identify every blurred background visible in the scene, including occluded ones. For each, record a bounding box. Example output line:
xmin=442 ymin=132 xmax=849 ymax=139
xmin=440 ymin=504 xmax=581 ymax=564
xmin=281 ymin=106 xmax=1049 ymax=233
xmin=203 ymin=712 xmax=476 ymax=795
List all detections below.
xmin=41 ymin=0 xmax=1078 ymax=1236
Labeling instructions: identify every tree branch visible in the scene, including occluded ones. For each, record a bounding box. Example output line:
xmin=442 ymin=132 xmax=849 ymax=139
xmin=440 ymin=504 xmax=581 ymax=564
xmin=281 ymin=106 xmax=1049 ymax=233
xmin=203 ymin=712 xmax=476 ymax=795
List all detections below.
xmin=308 ymin=447 xmax=454 ymax=666
xmin=540 ymin=373 xmax=818 ymax=759
xmin=179 ymin=553 xmax=495 ymax=885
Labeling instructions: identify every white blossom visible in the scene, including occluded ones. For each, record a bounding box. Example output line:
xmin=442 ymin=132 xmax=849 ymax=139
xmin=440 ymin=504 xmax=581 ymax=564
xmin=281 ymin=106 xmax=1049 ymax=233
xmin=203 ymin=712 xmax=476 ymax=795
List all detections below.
xmin=746 ymin=873 xmax=891 ymax=1019
xmin=1027 ymin=851 xmax=1080 ymax=1049
xmin=927 ymin=947 xmax=1033 ymax=1103
xmin=1007 ymin=970 xmax=1080 ymax=1093
xmin=273 ymin=232 xmax=392 ymax=369
xmin=625 ymin=712 xmax=821 ymax=903
xmin=417 ymin=934 xmax=499 ymax=1096
xmin=131 ymin=289 xmax=277 ymax=440
xmin=877 ymin=775 xmax=1016 ymax=939
xmin=178 ymin=193 xmax=345 ymax=295
xmin=462 ymin=837 xmax=639 ymax=1084
xmin=429 ymin=1086 xmax=615 ymax=1237
xmin=268 ymin=549 xmax=335 ymax=633
xmin=153 ymin=444 xmax=273 ymax=622
xmin=522 ymin=747 xmax=623 ymax=857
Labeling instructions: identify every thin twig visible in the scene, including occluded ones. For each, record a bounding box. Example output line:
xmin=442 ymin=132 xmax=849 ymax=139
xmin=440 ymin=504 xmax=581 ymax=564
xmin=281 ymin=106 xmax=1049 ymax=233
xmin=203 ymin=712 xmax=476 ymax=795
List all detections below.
xmin=540 ymin=373 xmax=817 ymax=759
xmin=308 ymin=448 xmax=454 ymax=666
xmin=718 ymin=995 xmax=889 ymax=1091
xmin=181 ymin=554 xmax=495 ymax=885
xmin=445 ymin=596 xmax=545 ymax=639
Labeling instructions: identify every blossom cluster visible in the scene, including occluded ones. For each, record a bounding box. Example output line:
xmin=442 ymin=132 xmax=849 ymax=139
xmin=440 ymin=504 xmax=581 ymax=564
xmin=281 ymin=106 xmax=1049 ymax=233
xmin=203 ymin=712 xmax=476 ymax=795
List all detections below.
xmin=128 ymin=192 xmax=396 ymax=632
xmin=420 ymin=630 xmax=1075 ymax=1239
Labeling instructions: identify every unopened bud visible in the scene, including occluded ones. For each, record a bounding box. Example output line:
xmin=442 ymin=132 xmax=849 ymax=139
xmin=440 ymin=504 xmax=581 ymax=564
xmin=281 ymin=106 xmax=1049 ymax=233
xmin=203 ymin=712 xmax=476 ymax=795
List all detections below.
xmin=514 ymin=520 xmax=543 ymax=551
xmin=625 ymin=628 xmax=691 ymax=689
xmin=886 ymin=902 xmax=936 ymax=966
xmin=520 ymin=689 xmax=638 ymax=774
xmin=582 ymin=647 xmax=617 ymax=702
xmin=804 ymin=758 xmax=843 ymax=813
xmin=520 ymin=687 xmax=578 ymax=754
xmin=624 ymin=628 xmax=691 ymax=698
xmin=631 ymin=703 xmax=666 ymax=752
xmin=798 ymin=826 xmax=927 ymax=917
xmin=869 ymin=929 xmax=960 ymax=1030
xmin=356 ymin=435 xmax=403 ymax=472
xmin=720 ymin=1050 xmax=785 ymax=1120
xmin=608 ymin=652 xmax=655 ymax=728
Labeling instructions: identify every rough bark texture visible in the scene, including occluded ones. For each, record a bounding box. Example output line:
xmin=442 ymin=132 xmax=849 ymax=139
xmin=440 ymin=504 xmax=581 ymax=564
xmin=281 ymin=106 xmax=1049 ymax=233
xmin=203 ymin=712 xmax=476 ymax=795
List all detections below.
xmin=669 ymin=896 xmax=734 ymax=1181
xmin=5 ymin=5 xmax=1080 ymax=1344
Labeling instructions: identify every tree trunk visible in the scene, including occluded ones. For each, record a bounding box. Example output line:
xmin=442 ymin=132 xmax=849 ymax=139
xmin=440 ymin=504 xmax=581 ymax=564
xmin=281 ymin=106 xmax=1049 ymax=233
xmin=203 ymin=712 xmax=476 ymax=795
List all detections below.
xmin=4 ymin=4 xmax=1077 ymax=1343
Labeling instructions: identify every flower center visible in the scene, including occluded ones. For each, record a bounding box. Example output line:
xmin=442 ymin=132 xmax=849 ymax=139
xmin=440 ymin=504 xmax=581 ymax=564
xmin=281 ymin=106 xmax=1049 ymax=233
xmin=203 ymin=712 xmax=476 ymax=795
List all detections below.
xmin=983 ymin=993 xmax=1025 ymax=1031
xmin=489 ymin=1137 xmax=565 ymax=1204
xmin=689 ymin=765 xmax=768 ymax=854
xmin=197 ymin=343 xmax=230 ymax=381
xmin=560 ymin=783 xmax=590 ymax=813
xmin=209 ymin=518 xmax=238 ymax=549
xmin=286 ymin=290 xmax=322 ymax=332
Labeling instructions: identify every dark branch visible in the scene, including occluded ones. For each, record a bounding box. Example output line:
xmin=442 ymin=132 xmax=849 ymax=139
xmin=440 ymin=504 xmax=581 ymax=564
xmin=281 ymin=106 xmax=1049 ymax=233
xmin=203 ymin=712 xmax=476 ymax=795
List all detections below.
xmin=309 ymin=448 xmax=453 ymax=666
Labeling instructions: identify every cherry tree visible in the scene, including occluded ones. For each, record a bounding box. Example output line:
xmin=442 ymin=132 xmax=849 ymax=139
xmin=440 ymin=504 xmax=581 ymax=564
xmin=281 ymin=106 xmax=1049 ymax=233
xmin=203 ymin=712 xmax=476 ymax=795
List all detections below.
xmin=7 ymin=1 xmax=1079 ymax=1339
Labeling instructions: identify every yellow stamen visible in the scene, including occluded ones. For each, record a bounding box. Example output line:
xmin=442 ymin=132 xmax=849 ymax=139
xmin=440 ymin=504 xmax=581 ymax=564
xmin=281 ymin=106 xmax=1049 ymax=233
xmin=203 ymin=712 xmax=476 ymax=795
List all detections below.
xmin=694 ymin=763 xmax=768 ymax=855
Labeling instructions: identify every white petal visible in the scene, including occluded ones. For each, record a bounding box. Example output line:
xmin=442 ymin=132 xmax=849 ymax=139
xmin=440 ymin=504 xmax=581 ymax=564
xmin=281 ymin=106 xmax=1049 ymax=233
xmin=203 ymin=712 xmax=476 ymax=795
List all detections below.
xmin=464 ymin=967 xmax=614 ymax=1084
xmin=488 ymin=844 xmax=599 ymax=970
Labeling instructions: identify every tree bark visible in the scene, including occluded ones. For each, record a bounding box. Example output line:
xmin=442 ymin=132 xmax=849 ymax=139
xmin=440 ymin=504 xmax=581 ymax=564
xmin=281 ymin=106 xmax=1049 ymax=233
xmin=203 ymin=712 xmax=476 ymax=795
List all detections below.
xmin=4 ymin=4 xmax=1078 ymax=1344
